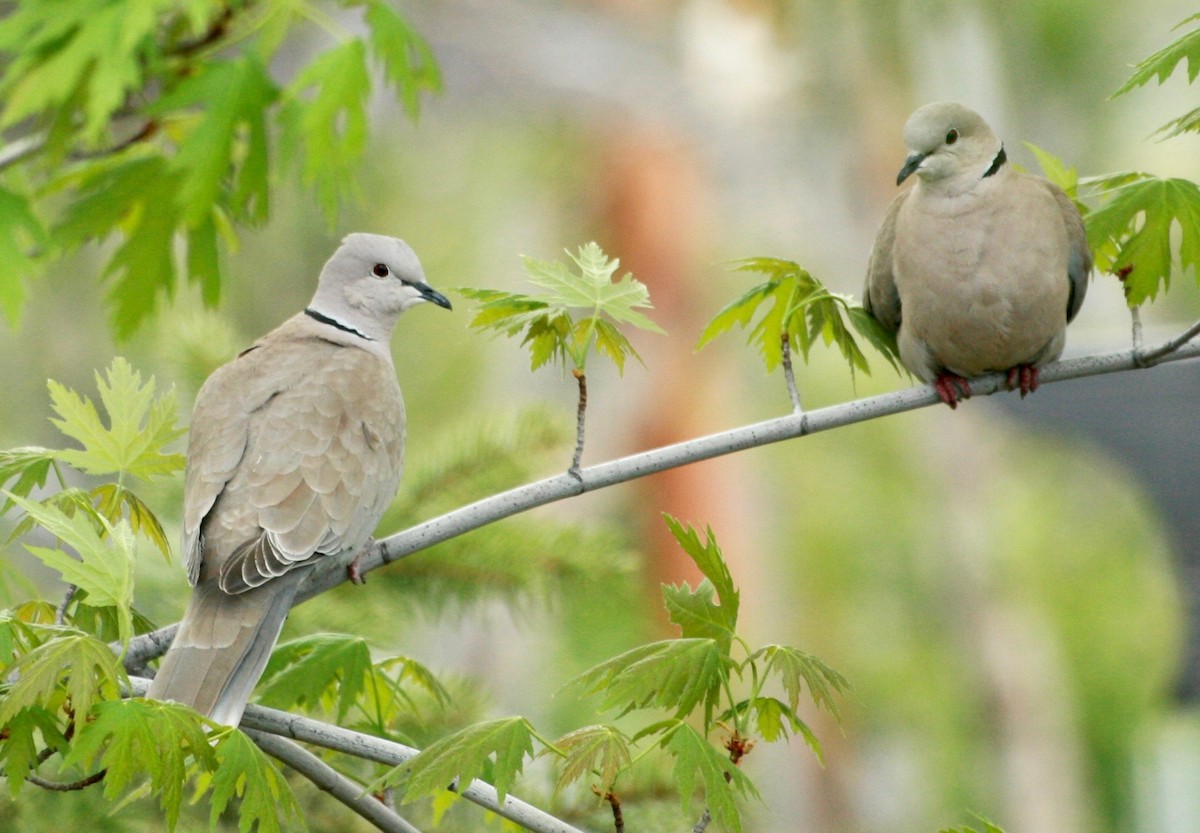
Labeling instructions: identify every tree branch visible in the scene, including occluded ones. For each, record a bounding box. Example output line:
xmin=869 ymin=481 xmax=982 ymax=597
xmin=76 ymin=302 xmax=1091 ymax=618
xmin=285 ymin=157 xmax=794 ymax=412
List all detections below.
xmin=780 ymin=333 xmax=803 ymax=414
xmin=125 ymin=332 xmax=1200 ymax=670
xmin=243 ymin=729 xmax=426 ymax=833
xmin=125 ymin=678 xmax=594 ymax=833
xmin=570 ymin=369 xmax=588 ymax=477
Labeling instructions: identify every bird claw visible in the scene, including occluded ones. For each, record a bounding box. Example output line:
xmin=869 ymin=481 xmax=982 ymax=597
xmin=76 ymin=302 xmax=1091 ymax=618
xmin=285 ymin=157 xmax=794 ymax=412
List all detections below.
xmin=346 ymin=538 xmax=375 ymax=585
xmin=933 ymin=373 xmax=972 ymax=409
xmin=1005 ymin=365 xmax=1039 ymax=397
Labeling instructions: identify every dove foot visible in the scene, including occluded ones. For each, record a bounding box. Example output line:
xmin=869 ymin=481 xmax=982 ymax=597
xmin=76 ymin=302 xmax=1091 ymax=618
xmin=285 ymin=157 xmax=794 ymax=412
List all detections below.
xmin=1005 ymin=365 xmax=1040 ymax=397
xmin=933 ymin=373 xmax=972 ymax=409
xmin=346 ymin=538 xmax=375 ymax=585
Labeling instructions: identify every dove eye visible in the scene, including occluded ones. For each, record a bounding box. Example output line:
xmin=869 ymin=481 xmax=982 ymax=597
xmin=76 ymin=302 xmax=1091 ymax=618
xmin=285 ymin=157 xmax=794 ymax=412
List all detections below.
xmin=372 ymin=263 xmax=389 ymax=278
xmin=945 ymin=129 xmax=959 ymax=145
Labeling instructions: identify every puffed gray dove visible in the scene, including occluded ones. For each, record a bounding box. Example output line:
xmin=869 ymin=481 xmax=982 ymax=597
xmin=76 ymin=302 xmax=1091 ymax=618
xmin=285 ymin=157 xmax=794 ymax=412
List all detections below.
xmin=146 ymin=233 xmax=451 ymax=726
xmin=863 ymin=101 xmax=1090 ymax=408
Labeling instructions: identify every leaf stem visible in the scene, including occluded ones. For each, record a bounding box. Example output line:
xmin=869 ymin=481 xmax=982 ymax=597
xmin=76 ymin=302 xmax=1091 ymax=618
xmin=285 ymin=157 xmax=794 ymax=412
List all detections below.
xmin=691 ymin=808 xmax=712 ymax=833
xmin=780 ymin=333 xmax=803 ymax=415
xmin=1131 ymin=306 xmax=1144 ymax=352
xmin=570 ymin=369 xmax=587 ymax=478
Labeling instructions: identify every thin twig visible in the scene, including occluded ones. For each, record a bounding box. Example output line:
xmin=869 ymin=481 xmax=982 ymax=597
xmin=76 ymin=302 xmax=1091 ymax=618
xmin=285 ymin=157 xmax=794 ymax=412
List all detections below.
xmin=1131 ymin=306 xmax=1144 ymax=352
xmin=780 ymin=333 xmax=803 ymax=414
xmin=691 ymin=808 xmax=712 ymax=833
xmin=570 ymin=369 xmax=587 ymax=478
xmin=244 ymin=729 xmax=425 ymax=833
xmin=123 ymin=333 xmax=1200 ymax=670
xmin=26 ymin=769 xmax=106 ymax=791
xmin=55 ymin=584 xmax=77 ymax=625
xmin=1134 ymin=317 xmax=1200 ymax=367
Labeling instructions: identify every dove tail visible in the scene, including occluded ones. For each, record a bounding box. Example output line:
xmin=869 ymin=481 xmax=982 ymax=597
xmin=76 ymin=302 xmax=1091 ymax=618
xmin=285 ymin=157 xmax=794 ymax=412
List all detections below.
xmin=145 ymin=571 xmax=305 ymax=727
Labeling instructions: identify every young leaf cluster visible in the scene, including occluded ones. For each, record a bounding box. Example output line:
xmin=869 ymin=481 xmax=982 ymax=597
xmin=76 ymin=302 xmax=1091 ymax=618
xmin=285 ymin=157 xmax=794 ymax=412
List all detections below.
xmin=698 ymin=257 xmax=900 ymax=378
xmin=0 ymin=0 xmax=441 ymax=335
xmin=389 ymin=516 xmax=847 ymax=833
xmin=1 ymin=359 xmax=184 ymax=646
xmin=460 ymin=241 xmax=665 ymax=375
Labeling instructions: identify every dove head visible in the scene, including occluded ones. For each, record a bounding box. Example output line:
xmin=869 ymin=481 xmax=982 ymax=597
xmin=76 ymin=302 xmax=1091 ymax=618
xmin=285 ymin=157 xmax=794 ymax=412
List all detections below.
xmin=308 ymin=233 xmax=451 ymax=342
xmin=895 ymin=102 xmax=1004 ymax=188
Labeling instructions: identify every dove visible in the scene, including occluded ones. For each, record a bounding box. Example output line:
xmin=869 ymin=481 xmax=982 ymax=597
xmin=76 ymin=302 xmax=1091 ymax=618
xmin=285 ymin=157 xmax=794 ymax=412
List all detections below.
xmin=146 ymin=233 xmax=451 ymax=726
xmin=863 ymin=101 xmax=1090 ymax=408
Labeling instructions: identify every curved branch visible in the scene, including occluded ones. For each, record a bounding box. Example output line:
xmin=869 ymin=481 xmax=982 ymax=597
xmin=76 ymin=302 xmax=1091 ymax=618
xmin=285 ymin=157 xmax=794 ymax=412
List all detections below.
xmin=124 ymin=332 xmax=1200 ymax=671
xmin=244 ymin=729 xmax=425 ymax=833
xmin=124 ymin=678 xmax=594 ymax=833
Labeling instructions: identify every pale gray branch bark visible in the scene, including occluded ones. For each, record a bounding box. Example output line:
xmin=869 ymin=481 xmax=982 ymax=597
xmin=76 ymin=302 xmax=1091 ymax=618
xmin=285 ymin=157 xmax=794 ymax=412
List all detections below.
xmin=244 ymin=729 xmax=426 ymax=833
xmin=125 ymin=677 xmax=595 ymax=833
xmin=123 ymin=331 xmax=1200 ymax=670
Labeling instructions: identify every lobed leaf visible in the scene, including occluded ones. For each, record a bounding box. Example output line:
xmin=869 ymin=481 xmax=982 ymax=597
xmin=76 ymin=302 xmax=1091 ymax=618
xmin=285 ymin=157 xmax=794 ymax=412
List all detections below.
xmin=0 ymin=632 xmax=123 ymax=725
xmin=753 ymin=644 xmax=850 ymax=723
xmin=1084 ymin=175 xmax=1200 ymax=304
xmin=209 ymin=729 xmax=303 ymax=833
xmin=461 ymin=242 xmax=663 ymax=374
xmin=7 ymin=492 xmax=138 ymax=643
xmin=64 ymin=699 xmax=216 ymax=830
xmin=278 ymin=39 xmax=372 ymax=219
xmin=700 ymin=258 xmax=899 ymax=376
xmin=47 ymin=357 xmax=186 ymax=481
xmin=256 ymin=633 xmax=374 ymax=721
xmin=663 ymin=721 xmax=760 ymax=833
xmin=549 ymin=724 xmax=632 ymax=794
xmin=0 ymin=707 xmax=67 ymax=797
xmin=570 ymin=638 xmax=727 ymax=725
xmin=396 ymin=716 xmax=536 ymax=804
xmin=1112 ymin=14 xmax=1200 ymax=97
xmin=360 ymin=0 xmax=443 ymax=118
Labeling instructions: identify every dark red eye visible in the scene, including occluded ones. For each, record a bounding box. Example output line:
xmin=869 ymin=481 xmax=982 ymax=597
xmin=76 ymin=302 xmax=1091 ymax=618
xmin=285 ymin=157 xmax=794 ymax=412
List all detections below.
xmin=372 ymin=263 xmax=389 ymax=278
xmin=945 ymin=129 xmax=959 ymax=145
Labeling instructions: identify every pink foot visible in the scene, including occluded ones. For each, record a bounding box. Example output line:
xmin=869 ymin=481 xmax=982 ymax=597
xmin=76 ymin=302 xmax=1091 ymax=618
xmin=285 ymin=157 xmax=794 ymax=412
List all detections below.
xmin=1005 ymin=365 xmax=1040 ymax=398
xmin=933 ymin=373 xmax=972 ymax=409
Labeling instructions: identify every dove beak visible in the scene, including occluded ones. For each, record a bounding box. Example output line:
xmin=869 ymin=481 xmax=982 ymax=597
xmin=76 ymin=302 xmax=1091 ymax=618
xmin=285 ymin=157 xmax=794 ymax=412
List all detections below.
xmin=896 ymin=152 xmax=928 ymax=186
xmin=418 ymin=284 xmax=453 ymax=310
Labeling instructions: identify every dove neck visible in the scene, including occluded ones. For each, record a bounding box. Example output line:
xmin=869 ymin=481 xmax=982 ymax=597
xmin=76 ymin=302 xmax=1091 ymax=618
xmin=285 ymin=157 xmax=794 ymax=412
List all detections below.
xmin=982 ymin=145 xmax=1007 ymax=179
xmin=304 ymin=307 xmax=374 ymax=341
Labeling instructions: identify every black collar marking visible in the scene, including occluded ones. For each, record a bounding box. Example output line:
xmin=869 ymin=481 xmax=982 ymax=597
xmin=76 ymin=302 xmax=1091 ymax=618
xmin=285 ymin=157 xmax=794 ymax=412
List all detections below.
xmin=304 ymin=307 xmax=373 ymax=341
xmin=982 ymin=145 xmax=1007 ymax=179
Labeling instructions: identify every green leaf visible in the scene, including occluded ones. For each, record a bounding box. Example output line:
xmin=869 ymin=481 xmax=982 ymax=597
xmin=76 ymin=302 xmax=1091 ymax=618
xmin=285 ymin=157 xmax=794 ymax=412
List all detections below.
xmin=397 ymin=716 xmax=536 ymax=804
xmin=549 ymin=724 xmax=632 ymax=794
xmin=0 ymin=707 xmax=67 ymax=797
xmin=92 ymin=483 xmax=173 ymax=560
xmin=1112 ymin=14 xmax=1200 ymax=95
xmin=209 ymin=729 xmax=303 ymax=833
xmin=724 ymin=696 xmax=824 ymax=761
xmin=152 ymin=56 xmax=278 ymax=226
xmin=278 ymin=39 xmax=372 ymax=218
xmin=361 ymin=0 xmax=442 ymax=118
xmin=0 ymin=447 xmax=56 ymax=512
xmin=0 ymin=0 xmax=158 ymax=142
xmin=753 ymin=644 xmax=850 ymax=723
xmin=373 ymin=654 xmax=453 ymax=715
xmin=571 ymin=638 xmax=727 ymax=725
xmin=0 ymin=632 xmax=123 ymax=724
xmin=460 ymin=242 xmax=664 ymax=374
xmin=1083 ymin=175 xmax=1200 ymax=304
xmin=663 ymin=515 xmax=739 ymax=627
xmin=699 ymin=258 xmax=899 ymax=376
xmin=257 ymin=633 xmax=374 ymax=721
xmin=663 ymin=722 xmax=760 ymax=833
xmin=7 ymin=493 xmax=137 ymax=644
xmin=0 ymin=187 xmax=46 ymax=326
xmin=48 ymin=357 xmax=186 ymax=481
xmin=64 ymin=699 xmax=216 ymax=830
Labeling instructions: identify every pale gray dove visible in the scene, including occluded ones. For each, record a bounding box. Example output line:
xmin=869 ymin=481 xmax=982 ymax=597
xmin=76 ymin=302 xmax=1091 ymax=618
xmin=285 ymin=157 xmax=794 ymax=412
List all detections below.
xmin=863 ymin=101 xmax=1090 ymax=408
xmin=146 ymin=233 xmax=451 ymax=726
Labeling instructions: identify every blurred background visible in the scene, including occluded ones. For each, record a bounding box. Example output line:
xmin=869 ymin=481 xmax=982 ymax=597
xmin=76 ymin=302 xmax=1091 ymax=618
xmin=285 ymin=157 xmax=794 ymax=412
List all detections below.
xmin=2 ymin=1 xmax=1200 ymax=831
